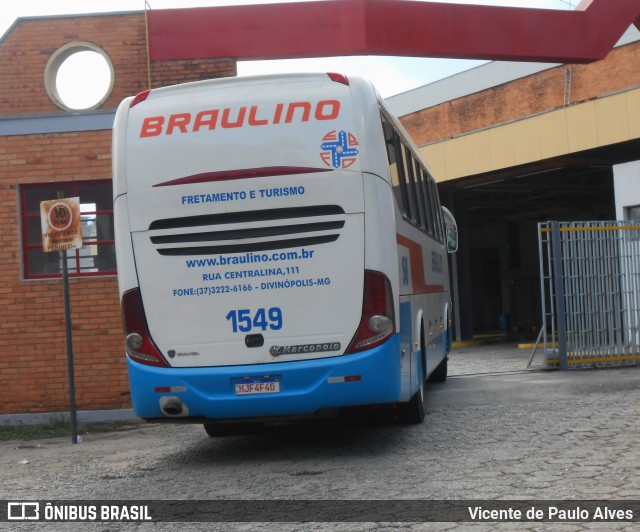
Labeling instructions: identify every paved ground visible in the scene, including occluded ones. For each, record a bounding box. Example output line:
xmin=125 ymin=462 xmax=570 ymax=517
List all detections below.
xmin=1 ymin=342 xmax=639 ymax=531
xmin=449 ymin=341 xmax=537 ymax=375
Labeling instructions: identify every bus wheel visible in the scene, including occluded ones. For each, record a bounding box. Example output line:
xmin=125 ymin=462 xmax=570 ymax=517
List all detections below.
xmin=429 ymin=312 xmax=450 ymax=383
xmin=203 ymin=423 xmax=232 ymax=437
xmin=203 ymin=422 xmax=262 ymax=437
xmin=428 ymin=356 xmax=448 ymax=383
xmin=397 ymin=378 xmax=425 ymax=423
xmin=397 ymin=330 xmax=426 ymax=424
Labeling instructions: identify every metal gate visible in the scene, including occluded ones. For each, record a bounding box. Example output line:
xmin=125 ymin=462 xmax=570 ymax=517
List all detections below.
xmin=536 ymin=220 xmax=640 ymax=369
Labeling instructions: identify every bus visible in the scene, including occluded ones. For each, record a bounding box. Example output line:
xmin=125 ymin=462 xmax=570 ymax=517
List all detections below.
xmin=112 ymin=73 xmax=458 ymax=435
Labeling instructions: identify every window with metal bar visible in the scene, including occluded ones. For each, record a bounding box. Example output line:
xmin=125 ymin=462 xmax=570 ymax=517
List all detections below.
xmin=20 ymin=180 xmax=116 ymax=279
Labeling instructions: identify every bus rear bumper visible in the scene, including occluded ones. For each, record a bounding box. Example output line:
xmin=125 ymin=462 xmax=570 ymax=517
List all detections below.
xmin=127 ymin=336 xmax=402 ymax=421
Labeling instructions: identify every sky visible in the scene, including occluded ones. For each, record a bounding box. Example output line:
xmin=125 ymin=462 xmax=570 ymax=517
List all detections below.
xmin=0 ymin=0 xmax=575 ymax=107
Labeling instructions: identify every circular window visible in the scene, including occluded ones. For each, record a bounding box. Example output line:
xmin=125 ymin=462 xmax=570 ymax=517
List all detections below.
xmin=45 ymin=42 xmax=114 ymax=112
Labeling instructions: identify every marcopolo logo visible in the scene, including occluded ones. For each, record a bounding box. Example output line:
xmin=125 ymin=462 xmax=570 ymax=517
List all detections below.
xmin=270 ymin=342 xmax=341 ymax=357
xmin=167 ymin=350 xmax=199 ymax=359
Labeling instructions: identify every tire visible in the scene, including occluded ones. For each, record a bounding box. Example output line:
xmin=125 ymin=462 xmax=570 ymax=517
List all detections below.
xmin=203 ymin=423 xmax=233 ymax=437
xmin=428 ymin=356 xmax=448 ymax=383
xmin=397 ymin=375 xmax=426 ymax=423
xmin=397 ymin=326 xmax=426 ymax=424
xmin=203 ymin=422 xmax=262 ymax=437
xmin=429 ymin=312 xmax=450 ymax=383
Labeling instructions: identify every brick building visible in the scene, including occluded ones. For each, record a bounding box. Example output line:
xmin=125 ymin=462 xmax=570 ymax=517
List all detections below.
xmin=0 ymin=12 xmax=235 ymax=417
xmin=399 ymin=41 xmax=640 ymax=147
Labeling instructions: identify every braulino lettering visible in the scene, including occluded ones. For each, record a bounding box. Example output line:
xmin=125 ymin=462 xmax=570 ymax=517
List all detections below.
xmin=140 ymin=100 xmax=341 ymax=138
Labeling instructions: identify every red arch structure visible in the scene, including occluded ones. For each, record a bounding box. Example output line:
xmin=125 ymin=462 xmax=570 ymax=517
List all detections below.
xmin=148 ymin=0 xmax=640 ymax=64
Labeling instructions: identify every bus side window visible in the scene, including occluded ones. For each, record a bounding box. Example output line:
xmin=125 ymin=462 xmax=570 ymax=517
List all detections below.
xmin=382 ymin=115 xmax=412 ymax=221
xmin=416 ymin=164 xmax=434 ymax=237
xmin=392 ymin=135 xmax=412 ymax=221
xmin=380 ymin=109 xmax=440 ymax=237
xmin=410 ymin=156 xmax=429 ymax=233
xmin=429 ymin=177 xmax=445 ymax=242
xmin=382 ymin=115 xmax=406 ymax=217
xmin=401 ymin=144 xmax=421 ymax=226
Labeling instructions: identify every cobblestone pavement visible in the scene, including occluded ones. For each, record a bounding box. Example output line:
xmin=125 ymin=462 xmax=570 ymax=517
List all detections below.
xmin=1 ymin=343 xmax=639 ymax=531
xmin=449 ymin=341 xmax=537 ymax=375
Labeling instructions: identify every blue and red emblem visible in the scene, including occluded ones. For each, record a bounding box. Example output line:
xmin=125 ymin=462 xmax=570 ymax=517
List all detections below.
xmin=320 ymin=130 xmax=359 ymax=169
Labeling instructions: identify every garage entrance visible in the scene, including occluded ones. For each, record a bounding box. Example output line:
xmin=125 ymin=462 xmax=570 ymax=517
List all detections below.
xmin=439 ymin=138 xmax=640 ymax=341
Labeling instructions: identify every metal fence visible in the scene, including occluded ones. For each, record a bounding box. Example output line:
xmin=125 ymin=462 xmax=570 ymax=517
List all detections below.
xmin=536 ymin=220 xmax=640 ymax=369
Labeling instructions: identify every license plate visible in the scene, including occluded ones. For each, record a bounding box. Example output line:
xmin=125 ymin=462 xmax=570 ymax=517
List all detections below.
xmin=234 ymin=377 xmax=280 ymax=396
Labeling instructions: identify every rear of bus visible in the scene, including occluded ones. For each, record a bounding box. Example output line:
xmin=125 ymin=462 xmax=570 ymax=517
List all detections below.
xmin=112 ymin=73 xmax=401 ymax=423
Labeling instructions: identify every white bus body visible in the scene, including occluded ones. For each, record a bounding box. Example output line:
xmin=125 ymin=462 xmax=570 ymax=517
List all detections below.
xmin=112 ymin=73 xmax=456 ymax=429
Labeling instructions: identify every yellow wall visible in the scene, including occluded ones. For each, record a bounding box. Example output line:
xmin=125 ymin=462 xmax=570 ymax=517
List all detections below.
xmin=421 ymin=86 xmax=640 ymax=182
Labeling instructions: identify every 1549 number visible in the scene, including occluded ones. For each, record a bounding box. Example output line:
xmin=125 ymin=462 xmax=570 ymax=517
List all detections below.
xmin=226 ymin=307 xmax=283 ymax=333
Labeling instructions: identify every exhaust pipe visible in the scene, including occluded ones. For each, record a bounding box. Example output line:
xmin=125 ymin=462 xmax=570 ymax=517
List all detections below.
xmin=159 ymin=396 xmax=189 ymax=417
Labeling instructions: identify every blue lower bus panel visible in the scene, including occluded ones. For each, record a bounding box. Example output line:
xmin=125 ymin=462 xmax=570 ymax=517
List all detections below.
xmin=127 ymin=336 xmax=402 ymax=421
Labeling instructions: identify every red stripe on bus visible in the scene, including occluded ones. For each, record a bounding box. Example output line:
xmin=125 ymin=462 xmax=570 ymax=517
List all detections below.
xmin=396 ymin=234 xmax=444 ymax=294
xmin=153 ymin=167 xmax=331 ymax=187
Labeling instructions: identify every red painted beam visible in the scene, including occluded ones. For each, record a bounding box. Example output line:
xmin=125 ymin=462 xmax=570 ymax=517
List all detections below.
xmin=148 ymin=0 xmax=640 ymax=64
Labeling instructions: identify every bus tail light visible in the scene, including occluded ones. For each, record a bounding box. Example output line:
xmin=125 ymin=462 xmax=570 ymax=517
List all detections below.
xmin=121 ymin=288 xmax=168 ymax=367
xmin=130 ymin=89 xmax=150 ymax=108
xmin=346 ymin=270 xmax=395 ymax=354
xmin=327 ymin=72 xmax=349 ymax=85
